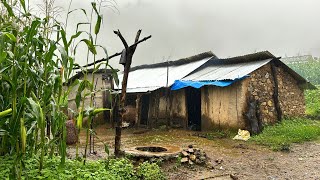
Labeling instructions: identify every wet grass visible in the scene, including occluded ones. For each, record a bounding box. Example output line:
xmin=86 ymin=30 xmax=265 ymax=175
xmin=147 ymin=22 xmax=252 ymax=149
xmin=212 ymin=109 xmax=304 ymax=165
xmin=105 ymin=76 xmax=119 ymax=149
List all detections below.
xmin=251 ymin=118 xmax=320 ymax=151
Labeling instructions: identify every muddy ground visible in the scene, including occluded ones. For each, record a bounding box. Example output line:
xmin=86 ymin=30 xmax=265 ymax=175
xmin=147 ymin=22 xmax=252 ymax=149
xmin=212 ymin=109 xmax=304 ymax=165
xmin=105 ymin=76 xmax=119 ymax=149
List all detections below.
xmin=67 ymin=124 xmax=320 ymax=180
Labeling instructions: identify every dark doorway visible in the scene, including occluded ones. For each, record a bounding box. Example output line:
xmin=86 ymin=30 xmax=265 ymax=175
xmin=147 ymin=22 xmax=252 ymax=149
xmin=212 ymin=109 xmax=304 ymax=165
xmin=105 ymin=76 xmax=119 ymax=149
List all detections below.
xmin=186 ymin=87 xmax=201 ymax=131
xmin=140 ymin=94 xmax=150 ymax=126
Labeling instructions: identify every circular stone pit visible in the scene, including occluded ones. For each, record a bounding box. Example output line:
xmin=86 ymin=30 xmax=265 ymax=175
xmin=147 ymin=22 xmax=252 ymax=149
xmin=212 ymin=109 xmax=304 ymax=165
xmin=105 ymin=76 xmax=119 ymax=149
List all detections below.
xmin=124 ymin=145 xmax=182 ymax=159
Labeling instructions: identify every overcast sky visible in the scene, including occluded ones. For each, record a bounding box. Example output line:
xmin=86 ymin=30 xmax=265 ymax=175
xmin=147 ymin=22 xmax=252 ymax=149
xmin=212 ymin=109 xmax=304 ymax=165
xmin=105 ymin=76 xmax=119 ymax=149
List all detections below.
xmin=32 ymin=0 xmax=320 ymax=68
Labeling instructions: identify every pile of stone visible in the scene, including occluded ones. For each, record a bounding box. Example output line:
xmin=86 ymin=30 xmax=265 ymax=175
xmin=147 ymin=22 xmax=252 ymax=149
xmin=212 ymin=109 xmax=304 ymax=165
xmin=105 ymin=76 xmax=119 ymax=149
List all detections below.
xmin=180 ymin=145 xmax=208 ymax=165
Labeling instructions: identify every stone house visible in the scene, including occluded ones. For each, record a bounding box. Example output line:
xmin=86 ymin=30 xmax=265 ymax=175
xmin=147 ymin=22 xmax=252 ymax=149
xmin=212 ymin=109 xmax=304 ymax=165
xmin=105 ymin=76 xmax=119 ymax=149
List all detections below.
xmin=117 ymin=51 xmax=314 ymax=132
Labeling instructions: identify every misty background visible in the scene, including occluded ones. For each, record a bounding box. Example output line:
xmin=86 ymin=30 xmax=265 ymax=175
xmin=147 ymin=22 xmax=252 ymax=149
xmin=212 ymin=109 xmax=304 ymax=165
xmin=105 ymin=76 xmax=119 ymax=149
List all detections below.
xmin=31 ymin=0 xmax=320 ymax=69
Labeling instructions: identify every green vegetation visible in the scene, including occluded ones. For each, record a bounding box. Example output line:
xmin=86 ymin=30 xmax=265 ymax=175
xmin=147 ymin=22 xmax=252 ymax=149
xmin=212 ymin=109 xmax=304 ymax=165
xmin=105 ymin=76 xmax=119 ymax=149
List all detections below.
xmin=0 ymin=156 xmax=165 ymax=179
xmin=251 ymin=118 xmax=320 ymax=151
xmin=305 ymin=87 xmax=320 ymax=117
xmin=0 ymin=0 xmax=122 ymax=178
xmin=286 ymin=59 xmax=320 ymax=85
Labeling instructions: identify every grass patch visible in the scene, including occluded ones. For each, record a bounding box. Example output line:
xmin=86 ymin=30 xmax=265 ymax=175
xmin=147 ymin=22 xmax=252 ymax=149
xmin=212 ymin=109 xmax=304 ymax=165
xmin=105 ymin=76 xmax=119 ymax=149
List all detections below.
xmin=305 ymin=87 xmax=320 ymax=117
xmin=251 ymin=118 xmax=320 ymax=151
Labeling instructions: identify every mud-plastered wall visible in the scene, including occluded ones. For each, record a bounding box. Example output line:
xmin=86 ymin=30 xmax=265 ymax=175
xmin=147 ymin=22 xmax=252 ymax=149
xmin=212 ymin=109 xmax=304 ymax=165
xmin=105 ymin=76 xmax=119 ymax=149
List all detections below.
xmin=148 ymin=88 xmax=187 ymax=127
xmin=67 ymin=73 xmax=112 ymax=124
xmin=201 ymin=80 xmax=248 ymax=130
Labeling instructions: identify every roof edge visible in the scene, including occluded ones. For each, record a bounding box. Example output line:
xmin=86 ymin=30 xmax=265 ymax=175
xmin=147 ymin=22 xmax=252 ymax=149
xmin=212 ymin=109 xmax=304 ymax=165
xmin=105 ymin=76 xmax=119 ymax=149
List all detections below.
xmin=129 ymin=51 xmax=216 ymax=72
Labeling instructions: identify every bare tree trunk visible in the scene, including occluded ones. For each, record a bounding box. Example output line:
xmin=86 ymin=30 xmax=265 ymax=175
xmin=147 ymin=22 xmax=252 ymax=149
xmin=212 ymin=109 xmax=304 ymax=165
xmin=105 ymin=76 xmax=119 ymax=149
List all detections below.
xmin=114 ymin=30 xmax=151 ymax=157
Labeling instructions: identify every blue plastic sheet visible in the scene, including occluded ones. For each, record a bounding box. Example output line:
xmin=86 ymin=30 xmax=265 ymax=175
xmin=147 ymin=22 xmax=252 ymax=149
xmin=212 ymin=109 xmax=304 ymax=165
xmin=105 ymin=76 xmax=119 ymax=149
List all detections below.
xmin=171 ymin=76 xmax=248 ymax=90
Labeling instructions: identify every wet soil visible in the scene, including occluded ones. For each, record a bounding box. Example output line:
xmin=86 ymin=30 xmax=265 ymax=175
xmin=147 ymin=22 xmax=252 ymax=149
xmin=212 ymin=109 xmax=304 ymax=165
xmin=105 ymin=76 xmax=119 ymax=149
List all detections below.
xmin=67 ymin=124 xmax=320 ymax=180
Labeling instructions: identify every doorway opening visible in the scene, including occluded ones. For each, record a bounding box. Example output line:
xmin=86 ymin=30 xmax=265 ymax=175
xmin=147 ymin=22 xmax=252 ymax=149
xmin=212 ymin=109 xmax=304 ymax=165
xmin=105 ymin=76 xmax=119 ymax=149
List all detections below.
xmin=140 ymin=94 xmax=150 ymax=126
xmin=186 ymin=87 xmax=201 ymax=131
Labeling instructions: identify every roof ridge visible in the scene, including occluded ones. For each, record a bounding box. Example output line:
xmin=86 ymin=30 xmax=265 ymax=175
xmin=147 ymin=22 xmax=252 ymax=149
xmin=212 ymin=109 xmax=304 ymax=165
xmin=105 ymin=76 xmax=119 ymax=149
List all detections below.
xmin=129 ymin=51 xmax=216 ymax=72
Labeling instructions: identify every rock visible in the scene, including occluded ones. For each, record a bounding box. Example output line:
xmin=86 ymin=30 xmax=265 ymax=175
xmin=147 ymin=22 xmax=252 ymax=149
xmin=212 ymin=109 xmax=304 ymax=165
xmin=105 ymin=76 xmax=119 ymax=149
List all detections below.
xmin=267 ymin=79 xmax=271 ymax=84
xmin=206 ymin=163 xmax=215 ymax=169
xmin=188 ymin=144 xmax=193 ymax=148
xmin=215 ymin=159 xmax=223 ymax=164
xmin=230 ymin=174 xmax=239 ymax=180
xmin=181 ymin=151 xmax=189 ymax=157
xmin=181 ymin=157 xmax=188 ymax=163
xmin=268 ymin=112 xmax=274 ymax=117
xmin=265 ymin=73 xmax=269 ymax=79
xmin=200 ymin=156 xmax=206 ymax=161
xmin=194 ymin=149 xmax=201 ymax=156
xmin=261 ymin=102 xmax=267 ymax=106
xmin=188 ymin=160 xmax=194 ymax=165
xmin=201 ymin=152 xmax=207 ymax=157
xmin=195 ymin=159 xmax=201 ymax=164
xmin=150 ymin=158 xmax=157 ymax=163
xmin=188 ymin=148 xmax=194 ymax=153
xmin=267 ymin=100 xmax=273 ymax=107
xmin=190 ymin=154 xmax=196 ymax=161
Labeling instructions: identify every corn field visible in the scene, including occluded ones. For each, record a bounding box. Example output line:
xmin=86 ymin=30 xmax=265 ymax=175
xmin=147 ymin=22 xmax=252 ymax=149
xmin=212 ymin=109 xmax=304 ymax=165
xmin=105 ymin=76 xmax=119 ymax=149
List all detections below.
xmin=0 ymin=0 xmax=115 ymax=178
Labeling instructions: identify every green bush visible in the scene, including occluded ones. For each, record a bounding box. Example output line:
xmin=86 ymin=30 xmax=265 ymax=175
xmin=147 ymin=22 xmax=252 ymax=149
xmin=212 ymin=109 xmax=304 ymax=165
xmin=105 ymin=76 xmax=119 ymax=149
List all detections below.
xmin=305 ymin=87 xmax=320 ymax=117
xmin=105 ymin=158 xmax=137 ymax=179
xmin=0 ymin=156 xmax=166 ymax=180
xmin=251 ymin=118 xmax=320 ymax=151
xmin=137 ymin=162 xmax=166 ymax=180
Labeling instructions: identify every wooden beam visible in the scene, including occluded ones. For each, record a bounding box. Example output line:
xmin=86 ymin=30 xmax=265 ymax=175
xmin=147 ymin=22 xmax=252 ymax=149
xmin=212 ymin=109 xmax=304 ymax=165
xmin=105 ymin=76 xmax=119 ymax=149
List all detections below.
xmin=270 ymin=60 xmax=282 ymax=121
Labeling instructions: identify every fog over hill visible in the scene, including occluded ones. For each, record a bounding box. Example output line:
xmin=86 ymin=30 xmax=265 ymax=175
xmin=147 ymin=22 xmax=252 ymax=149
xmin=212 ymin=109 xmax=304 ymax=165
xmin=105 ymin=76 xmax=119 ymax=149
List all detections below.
xmin=31 ymin=0 xmax=320 ymax=68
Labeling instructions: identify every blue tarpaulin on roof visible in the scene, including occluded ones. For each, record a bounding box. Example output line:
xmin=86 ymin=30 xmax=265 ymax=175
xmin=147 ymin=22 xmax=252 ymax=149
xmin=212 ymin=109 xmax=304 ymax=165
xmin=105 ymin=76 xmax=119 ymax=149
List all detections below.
xmin=171 ymin=76 xmax=248 ymax=90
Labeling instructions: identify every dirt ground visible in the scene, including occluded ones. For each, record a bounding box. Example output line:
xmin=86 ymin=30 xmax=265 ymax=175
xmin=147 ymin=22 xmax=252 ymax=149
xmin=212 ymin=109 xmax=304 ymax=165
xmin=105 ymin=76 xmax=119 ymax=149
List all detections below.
xmin=67 ymin=124 xmax=320 ymax=180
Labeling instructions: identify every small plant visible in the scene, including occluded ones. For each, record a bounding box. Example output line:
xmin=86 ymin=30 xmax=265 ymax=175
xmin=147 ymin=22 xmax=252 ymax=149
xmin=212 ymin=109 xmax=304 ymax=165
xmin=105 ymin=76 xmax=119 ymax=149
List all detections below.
xmin=137 ymin=161 xmax=166 ymax=180
xmin=105 ymin=158 xmax=137 ymax=179
xmin=175 ymin=155 xmax=182 ymax=167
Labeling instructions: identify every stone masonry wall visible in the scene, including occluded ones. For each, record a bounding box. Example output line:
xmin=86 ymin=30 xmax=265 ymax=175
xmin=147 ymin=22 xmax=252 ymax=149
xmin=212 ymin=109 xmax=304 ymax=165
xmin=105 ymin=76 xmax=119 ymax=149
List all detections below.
xmin=276 ymin=66 xmax=305 ymax=116
xmin=248 ymin=63 xmax=305 ymax=125
xmin=248 ymin=64 xmax=277 ymax=124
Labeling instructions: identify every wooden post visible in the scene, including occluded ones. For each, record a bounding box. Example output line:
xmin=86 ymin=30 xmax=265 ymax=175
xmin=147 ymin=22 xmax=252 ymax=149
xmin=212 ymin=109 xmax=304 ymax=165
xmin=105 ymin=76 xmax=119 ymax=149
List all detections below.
xmin=271 ymin=59 xmax=282 ymax=121
xmin=135 ymin=94 xmax=142 ymax=128
xmin=114 ymin=30 xmax=151 ymax=157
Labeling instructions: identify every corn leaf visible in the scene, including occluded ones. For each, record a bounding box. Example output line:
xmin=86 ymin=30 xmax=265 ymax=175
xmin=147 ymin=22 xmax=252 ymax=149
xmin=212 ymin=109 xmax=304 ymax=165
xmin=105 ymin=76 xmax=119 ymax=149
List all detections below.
xmin=94 ymin=15 xmax=102 ymax=35
xmin=0 ymin=108 xmax=12 ymax=118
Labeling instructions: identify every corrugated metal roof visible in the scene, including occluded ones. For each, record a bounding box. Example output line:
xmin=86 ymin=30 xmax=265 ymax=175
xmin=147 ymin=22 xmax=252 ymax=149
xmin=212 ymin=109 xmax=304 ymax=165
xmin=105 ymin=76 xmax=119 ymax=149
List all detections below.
xmin=112 ymin=87 xmax=160 ymax=94
xmin=183 ymin=59 xmax=272 ymax=81
xmin=115 ymin=54 xmax=214 ymax=92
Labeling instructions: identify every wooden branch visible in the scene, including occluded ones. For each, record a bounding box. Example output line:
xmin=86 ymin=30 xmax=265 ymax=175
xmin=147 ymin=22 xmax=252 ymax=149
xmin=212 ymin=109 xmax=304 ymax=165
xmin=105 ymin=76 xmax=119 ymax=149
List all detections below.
xmin=134 ymin=29 xmax=141 ymax=43
xmin=72 ymin=52 xmax=122 ymax=70
xmin=66 ymin=34 xmax=151 ymax=70
xmin=131 ymin=35 xmax=151 ymax=47
xmin=113 ymin=29 xmax=129 ymax=50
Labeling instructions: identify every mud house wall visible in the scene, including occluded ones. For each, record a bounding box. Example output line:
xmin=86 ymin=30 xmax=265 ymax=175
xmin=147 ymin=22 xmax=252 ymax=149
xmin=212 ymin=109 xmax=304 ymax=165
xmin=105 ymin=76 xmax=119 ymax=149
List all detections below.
xmin=148 ymin=88 xmax=187 ymax=127
xmin=67 ymin=73 xmax=112 ymax=124
xmin=248 ymin=63 xmax=305 ymax=125
xmin=201 ymin=80 xmax=249 ymax=131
